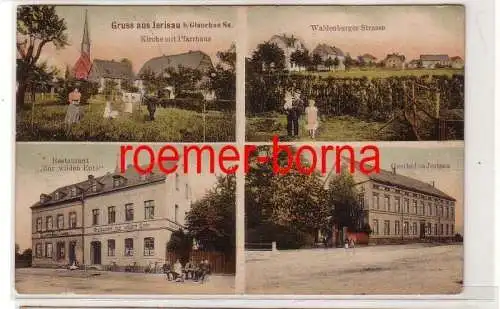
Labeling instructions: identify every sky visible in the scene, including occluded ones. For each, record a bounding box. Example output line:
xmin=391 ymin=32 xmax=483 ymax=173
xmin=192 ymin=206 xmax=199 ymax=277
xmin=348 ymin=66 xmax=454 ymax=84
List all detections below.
xmin=246 ymin=5 xmax=465 ymax=61
xmin=15 ymin=143 xmax=226 ymax=250
xmin=32 ymin=6 xmax=237 ymax=74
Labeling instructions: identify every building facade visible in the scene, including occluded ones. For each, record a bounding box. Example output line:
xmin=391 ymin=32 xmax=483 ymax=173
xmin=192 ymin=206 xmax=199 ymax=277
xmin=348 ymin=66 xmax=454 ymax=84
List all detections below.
xmin=325 ymin=161 xmax=457 ymax=244
xmin=268 ymin=34 xmax=307 ymax=72
xmin=384 ymin=53 xmax=405 ymax=69
xmin=88 ymin=59 xmax=135 ymax=94
xmin=420 ymin=54 xmax=451 ymax=68
xmin=31 ymin=164 xmax=192 ymax=268
xmin=312 ymin=44 xmax=346 ymax=71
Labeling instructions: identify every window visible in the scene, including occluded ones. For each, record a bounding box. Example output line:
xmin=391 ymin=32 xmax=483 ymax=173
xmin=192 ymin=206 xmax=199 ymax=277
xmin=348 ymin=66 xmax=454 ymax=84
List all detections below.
xmin=427 ymin=203 xmax=432 ymax=216
xmin=420 ymin=201 xmax=425 ymax=215
xmin=70 ymin=187 xmax=77 ymax=197
xmin=35 ymin=243 xmax=42 ymax=258
xmin=434 ymin=223 xmax=438 ymax=235
xmin=358 ymin=193 xmax=365 ymax=209
xmin=90 ymin=182 xmax=97 ymax=192
xmin=113 ymin=177 xmax=122 ymax=188
xmin=395 ymin=221 xmax=400 ymax=235
xmin=46 ymin=216 xmax=53 ymax=230
xmin=383 ymin=220 xmax=390 ymax=235
xmin=412 ymin=200 xmax=417 ymax=214
xmin=108 ymin=206 xmax=116 ymax=224
xmin=36 ymin=218 xmax=42 ymax=232
xmin=439 ymin=206 xmax=443 ymax=217
xmin=57 ymin=215 xmax=64 ymax=229
xmin=450 ymin=207 xmax=455 ymax=219
xmin=45 ymin=243 xmax=53 ymax=258
xmin=384 ymin=196 xmax=390 ymax=211
xmin=434 ymin=205 xmax=438 ymax=217
xmin=108 ymin=239 xmax=115 ymax=256
xmin=404 ymin=221 xmax=409 ymax=235
xmin=440 ymin=224 xmax=444 ymax=235
xmin=372 ymin=194 xmax=379 ymax=210
xmin=92 ymin=209 xmax=99 ymax=226
xmin=144 ymin=237 xmax=155 ymax=256
xmin=412 ymin=222 xmax=418 ymax=235
xmin=445 ymin=224 xmax=449 ymax=235
xmin=174 ymin=204 xmax=179 ymax=223
xmin=125 ymin=203 xmax=134 ymax=221
xmin=54 ymin=192 xmax=60 ymax=200
xmin=404 ymin=199 xmax=410 ymax=213
xmin=175 ymin=174 xmax=180 ymax=191
xmin=69 ymin=212 xmax=77 ymax=228
xmin=124 ymin=238 xmax=133 ymax=256
xmin=144 ymin=200 xmax=155 ymax=220
xmin=56 ymin=242 xmax=65 ymax=259
xmin=185 ymin=184 xmax=189 ymax=199
xmin=372 ymin=219 xmax=379 ymax=235
xmin=451 ymin=224 xmax=454 ymax=235
xmin=395 ymin=197 xmax=401 ymax=213
xmin=445 ymin=207 xmax=449 ymax=218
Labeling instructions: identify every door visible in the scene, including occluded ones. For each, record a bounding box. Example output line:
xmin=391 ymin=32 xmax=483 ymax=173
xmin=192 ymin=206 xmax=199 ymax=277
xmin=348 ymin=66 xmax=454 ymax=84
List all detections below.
xmin=68 ymin=241 xmax=76 ymax=264
xmin=90 ymin=241 xmax=102 ymax=265
xmin=420 ymin=222 xmax=426 ymax=239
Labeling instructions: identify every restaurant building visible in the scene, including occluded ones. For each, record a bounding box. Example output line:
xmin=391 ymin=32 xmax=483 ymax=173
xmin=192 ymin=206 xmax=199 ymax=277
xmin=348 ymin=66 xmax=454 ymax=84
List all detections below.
xmin=31 ymin=162 xmax=192 ymax=268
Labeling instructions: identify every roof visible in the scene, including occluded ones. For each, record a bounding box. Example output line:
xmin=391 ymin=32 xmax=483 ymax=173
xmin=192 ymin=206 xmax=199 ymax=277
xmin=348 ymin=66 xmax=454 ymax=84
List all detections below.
xmin=420 ymin=54 xmax=450 ymax=61
xmin=269 ymin=34 xmax=306 ymax=49
xmin=408 ymin=59 xmax=420 ymax=64
xmin=312 ymin=44 xmax=345 ymax=57
xmin=325 ymin=159 xmax=456 ymax=202
xmin=89 ymin=59 xmax=134 ymax=80
xmin=138 ymin=50 xmax=213 ymax=76
xmin=450 ymin=56 xmax=463 ymax=61
xmin=360 ymin=53 xmax=377 ymax=60
xmin=385 ymin=53 xmax=405 ymax=61
xmin=31 ymin=162 xmax=178 ymax=209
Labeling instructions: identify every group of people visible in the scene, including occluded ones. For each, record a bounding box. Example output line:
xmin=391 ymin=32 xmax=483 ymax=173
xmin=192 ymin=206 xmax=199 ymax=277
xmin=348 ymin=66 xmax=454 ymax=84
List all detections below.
xmin=164 ymin=259 xmax=211 ymax=283
xmin=283 ymin=89 xmax=319 ymax=139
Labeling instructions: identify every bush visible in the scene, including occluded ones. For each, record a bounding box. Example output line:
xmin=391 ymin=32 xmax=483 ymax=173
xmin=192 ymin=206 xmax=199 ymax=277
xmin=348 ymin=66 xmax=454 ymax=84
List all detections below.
xmin=454 ymin=233 xmax=463 ymax=242
xmin=167 ymin=229 xmax=192 ymax=265
xmin=57 ymin=79 xmax=98 ymax=105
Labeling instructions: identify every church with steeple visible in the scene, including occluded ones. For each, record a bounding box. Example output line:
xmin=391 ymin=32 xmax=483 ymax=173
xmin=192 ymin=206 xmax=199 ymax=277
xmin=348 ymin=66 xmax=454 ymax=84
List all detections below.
xmin=73 ymin=10 xmax=92 ymax=80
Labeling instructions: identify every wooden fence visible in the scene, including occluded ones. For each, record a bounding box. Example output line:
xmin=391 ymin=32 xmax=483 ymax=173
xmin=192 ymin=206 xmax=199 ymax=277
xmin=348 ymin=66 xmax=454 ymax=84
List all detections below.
xmin=166 ymin=250 xmax=235 ymax=275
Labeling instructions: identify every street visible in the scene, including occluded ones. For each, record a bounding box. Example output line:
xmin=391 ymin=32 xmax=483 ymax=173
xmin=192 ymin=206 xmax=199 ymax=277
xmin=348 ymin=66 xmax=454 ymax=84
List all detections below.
xmin=15 ymin=268 xmax=235 ymax=294
xmin=246 ymin=243 xmax=463 ymax=294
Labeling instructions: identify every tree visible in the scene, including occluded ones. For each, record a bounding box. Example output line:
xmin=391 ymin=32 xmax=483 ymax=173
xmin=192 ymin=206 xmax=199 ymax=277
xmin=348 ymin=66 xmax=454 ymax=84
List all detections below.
xmin=165 ymin=65 xmax=203 ymax=97
xmin=344 ymin=53 xmax=356 ymax=71
xmin=120 ymin=58 xmax=133 ymax=67
xmin=324 ymin=169 xmax=364 ymax=233
xmin=167 ymin=229 xmax=193 ymax=265
xmin=324 ymin=57 xmax=335 ymax=71
xmin=332 ymin=56 xmax=340 ymax=70
xmin=290 ymin=49 xmax=311 ymax=71
xmin=103 ymin=79 xmax=118 ymax=99
xmin=311 ymin=54 xmax=323 ymax=71
xmin=139 ymin=68 xmax=166 ymax=95
xmin=206 ymin=44 xmax=236 ymax=100
xmin=251 ymin=42 xmax=286 ymax=72
xmin=17 ymin=5 xmax=69 ymax=110
xmin=185 ymin=174 xmax=235 ymax=254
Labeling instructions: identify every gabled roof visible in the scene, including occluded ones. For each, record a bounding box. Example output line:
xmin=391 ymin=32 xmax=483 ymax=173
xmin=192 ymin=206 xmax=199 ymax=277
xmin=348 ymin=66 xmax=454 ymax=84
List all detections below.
xmin=89 ymin=59 xmax=134 ymax=80
xmin=385 ymin=53 xmax=405 ymax=61
xmin=138 ymin=50 xmax=213 ymax=76
xmin=312 ymin=44 xmax=345 ymax=57
xmin=31 ymin=162 xmax=178 ymax=209
xmin=360 ymin=53 xmax=377 ymax=60
xmin=324 ymin=159 xmax=456 ymax=202
xmin=420 ymin=54 xmax=450 ymax=61
xmin=269 ymin=34 xmax=306 ymax=49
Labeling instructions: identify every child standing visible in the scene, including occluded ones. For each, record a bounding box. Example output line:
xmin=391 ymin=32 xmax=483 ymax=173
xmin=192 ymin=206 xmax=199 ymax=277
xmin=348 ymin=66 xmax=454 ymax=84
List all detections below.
xmin=305 ymin=99 xmax=318 ymax=139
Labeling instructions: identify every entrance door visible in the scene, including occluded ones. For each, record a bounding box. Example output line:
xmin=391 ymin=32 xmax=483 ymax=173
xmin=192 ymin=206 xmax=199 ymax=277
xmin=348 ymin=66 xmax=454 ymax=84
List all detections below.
xmin=420 ymin=222 xmax=426 ymax=239
xmin=90 ymin=241 xmax=102 ymax=265
xmin=68 ymin=241 xmax=76 ymax=264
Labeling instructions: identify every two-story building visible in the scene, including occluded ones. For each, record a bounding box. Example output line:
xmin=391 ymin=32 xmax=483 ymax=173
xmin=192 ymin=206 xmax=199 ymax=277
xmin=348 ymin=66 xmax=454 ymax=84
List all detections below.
xmin=268 ymin=34 xmax=307 ymax=72
xmin=31 ymin=163 xmax=192 ymax=268
xmin=324 ymin=160 xmax=457 ymax=244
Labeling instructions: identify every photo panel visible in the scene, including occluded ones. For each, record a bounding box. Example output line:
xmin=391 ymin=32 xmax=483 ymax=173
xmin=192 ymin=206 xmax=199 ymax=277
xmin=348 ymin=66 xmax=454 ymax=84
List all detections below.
xmin=15 ymin=143 xmax=236 ymax=294
xmin=245 ymin=5 xmax=465 ymax=142
xmin=244 ymin=142 xmax=464 ymax=295
xmin=16 ymin=5 xmax=237 ymax=142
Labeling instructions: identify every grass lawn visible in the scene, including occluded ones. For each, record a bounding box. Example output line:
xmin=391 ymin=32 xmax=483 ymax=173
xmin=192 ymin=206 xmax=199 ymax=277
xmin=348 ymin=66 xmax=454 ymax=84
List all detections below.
xmin=294 ymin=68 xmax=464 ymax=79
xmin=16 ymin=97 xmax=235 ymax=142
xmin=246 ymin=114 xmax=404 ymax=142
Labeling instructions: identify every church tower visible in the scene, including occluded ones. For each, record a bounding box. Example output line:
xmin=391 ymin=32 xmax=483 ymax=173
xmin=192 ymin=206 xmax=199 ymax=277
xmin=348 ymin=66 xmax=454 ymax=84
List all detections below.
xmin=73 ymin=9 xmax=92 ymax=80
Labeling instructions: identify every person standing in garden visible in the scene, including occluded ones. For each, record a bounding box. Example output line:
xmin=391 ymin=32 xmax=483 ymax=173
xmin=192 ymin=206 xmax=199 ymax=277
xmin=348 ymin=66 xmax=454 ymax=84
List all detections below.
xmin=305 ymin=99 xmax=319 ymax=139
xmin=64 ymin=88 xmax=83 ymax=134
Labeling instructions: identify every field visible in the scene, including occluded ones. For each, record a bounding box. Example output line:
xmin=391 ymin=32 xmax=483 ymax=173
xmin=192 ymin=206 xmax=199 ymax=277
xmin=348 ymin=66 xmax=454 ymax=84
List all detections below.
xmin=16 ymin=96 xmax=235 ymax=142
xmin=15 ymin=268 xmax=235 ymax=294
xmin=246 ymin=114 xmax=404 ymax=142
xmin=246 ymin=243 xmax=463 ymax=294
xmin=295 ymin=68 xmax=464 ymax=79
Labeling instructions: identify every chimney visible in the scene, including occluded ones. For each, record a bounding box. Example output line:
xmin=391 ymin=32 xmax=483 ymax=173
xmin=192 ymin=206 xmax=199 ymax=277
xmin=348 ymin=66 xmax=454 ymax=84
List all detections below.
xmin=40 ymin=194 xmax=48 ymax=203
xmin=88 ymin=175 xmax=94 ymax=180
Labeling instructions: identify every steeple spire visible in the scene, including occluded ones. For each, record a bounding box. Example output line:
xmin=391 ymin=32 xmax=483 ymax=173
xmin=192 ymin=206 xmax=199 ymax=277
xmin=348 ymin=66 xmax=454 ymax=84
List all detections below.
xmin=81 ymin=9 xmax=90 ymax=56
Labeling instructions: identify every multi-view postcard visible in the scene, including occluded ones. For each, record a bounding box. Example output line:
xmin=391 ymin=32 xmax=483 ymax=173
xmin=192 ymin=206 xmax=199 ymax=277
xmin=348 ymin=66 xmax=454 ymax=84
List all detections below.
xmin=16 ymin=5 xmax=236 ymax=142
xmin=14 ymin=3 xmax=465 ymax=299
xmin=245 ymin=5 xmax=465 ymax=142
